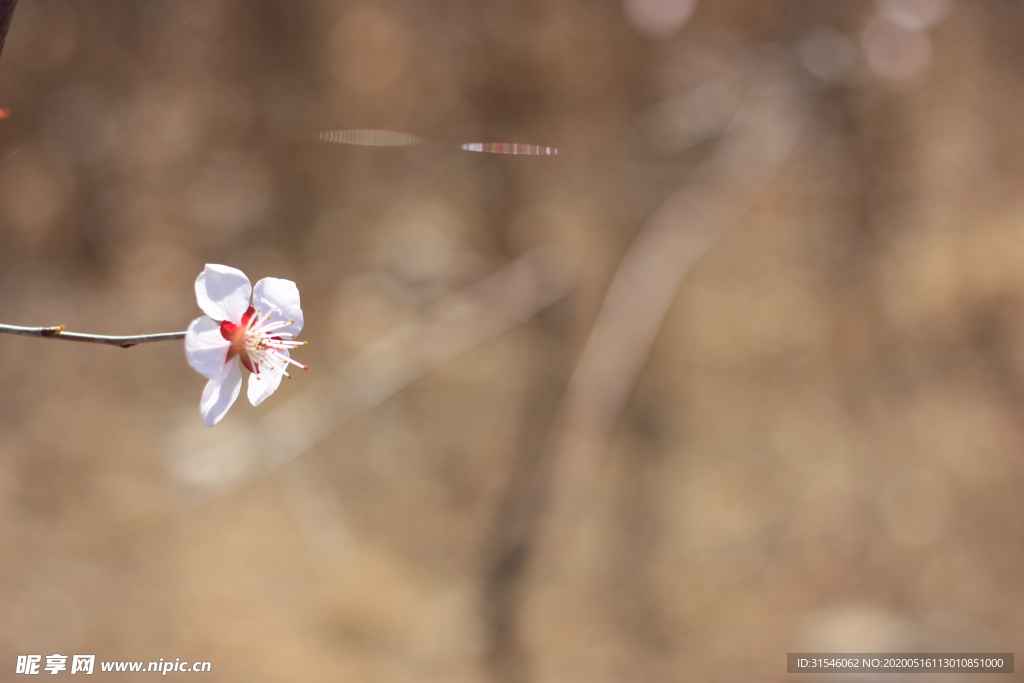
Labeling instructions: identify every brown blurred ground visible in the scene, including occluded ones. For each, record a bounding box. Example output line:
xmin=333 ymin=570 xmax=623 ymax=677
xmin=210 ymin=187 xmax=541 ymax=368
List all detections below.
xmin=2 ymin=1 xmax=1024 ymax=681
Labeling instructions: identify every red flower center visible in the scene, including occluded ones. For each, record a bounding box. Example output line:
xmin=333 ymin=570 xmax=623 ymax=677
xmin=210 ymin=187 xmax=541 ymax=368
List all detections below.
xmin=220 ymin=306 xmax=259 ymax=373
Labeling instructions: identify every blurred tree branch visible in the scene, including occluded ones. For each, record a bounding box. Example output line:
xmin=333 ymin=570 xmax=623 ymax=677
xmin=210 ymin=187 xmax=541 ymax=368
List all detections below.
xmin=482 ymin=52 xmax=811 ymax=683
xmin=0 ymin=0 xmax=17 ymax=65
xmin=165 ymin=248 xmax=574 ymax=499
xmin=543 ymin=77 xmax=809 ymax=533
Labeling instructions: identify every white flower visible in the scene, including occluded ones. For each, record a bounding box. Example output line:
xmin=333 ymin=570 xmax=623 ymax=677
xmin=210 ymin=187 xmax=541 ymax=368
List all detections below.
xmin=184 ymin=264 xmax=308 ymax=427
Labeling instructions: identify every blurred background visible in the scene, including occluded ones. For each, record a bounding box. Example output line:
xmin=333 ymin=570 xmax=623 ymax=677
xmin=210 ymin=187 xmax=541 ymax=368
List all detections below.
xmin=2 ymin=0 xmax=1024 ymax=680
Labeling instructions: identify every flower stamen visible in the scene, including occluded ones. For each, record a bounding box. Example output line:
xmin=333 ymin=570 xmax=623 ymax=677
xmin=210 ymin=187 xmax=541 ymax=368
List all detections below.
xmin=220 ymin=305 xmax=308 ymax=378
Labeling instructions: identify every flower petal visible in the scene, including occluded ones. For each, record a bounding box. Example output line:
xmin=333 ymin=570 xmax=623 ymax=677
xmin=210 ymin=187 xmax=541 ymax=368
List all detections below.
xmin=247 ymin=363 xmax=286 ymax=407
xmin=184 ymin=316 xmax=232 ymax=381
xmin=253 ymin=277 xmax=303 ymax=336
xmin=199 ymin=359 xmax=242 ymax=427
xmin=195 ymin=264 xmax=252 ymax=323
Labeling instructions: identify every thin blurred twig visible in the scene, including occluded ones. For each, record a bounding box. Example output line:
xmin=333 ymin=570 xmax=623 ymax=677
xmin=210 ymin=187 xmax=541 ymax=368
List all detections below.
xmin=167 ymin=248 xmax=574 ymax=498
xmin=480 ymin=67 xmax=813 ymax=660
xmin=542 ymin=77 xmax=809 ymax=535
xmin=0 ymin=0 xmax=16 ymax=65
xmin=0 ymin=323 xmax=185 ymax=347
xmin=480 ymin=56 xmax=811 ymax=683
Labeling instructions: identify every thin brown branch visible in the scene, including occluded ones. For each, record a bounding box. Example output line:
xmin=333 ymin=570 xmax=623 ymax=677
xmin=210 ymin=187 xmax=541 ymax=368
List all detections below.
xmin=0 ymin=323 xmax=186 ymax=348
xmin=533 ymin=64 xmax=811 ymax=585
xmin=479 ymin=58 xmax=812 ymax=683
